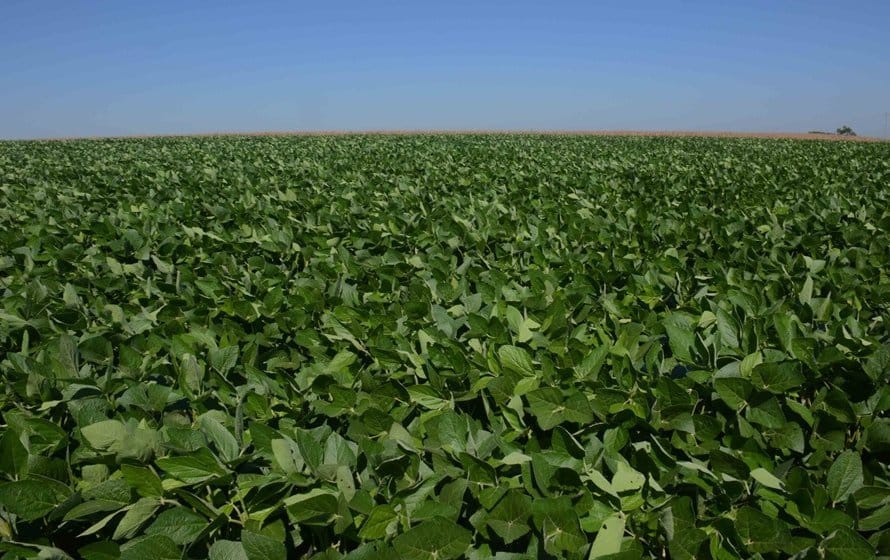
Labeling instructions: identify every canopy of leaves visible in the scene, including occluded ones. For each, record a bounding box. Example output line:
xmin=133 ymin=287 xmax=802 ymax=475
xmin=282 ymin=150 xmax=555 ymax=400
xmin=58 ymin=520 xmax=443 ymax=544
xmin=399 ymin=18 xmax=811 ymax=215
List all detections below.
xmin=0 ymin=134 xmax=888 ymax=558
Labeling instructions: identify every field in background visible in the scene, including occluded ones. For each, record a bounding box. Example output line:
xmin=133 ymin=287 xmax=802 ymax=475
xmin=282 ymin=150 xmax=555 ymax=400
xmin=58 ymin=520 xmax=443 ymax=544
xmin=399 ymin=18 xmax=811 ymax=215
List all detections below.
xmin=0 ymin=135 xmax=888 ymax=559
xmin=14 ymin=130 xmax=887 ymax=142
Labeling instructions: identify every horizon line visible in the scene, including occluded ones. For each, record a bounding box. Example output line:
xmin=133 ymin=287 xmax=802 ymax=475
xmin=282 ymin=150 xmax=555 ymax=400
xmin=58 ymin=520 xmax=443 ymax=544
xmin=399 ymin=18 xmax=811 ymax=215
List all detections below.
xmin=3 ymin=129 xmax=886 ymax=143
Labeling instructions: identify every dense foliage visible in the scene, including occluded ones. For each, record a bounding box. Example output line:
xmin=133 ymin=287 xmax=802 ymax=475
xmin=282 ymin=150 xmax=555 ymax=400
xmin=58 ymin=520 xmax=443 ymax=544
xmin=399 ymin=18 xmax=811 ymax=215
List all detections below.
xmin=0 ymin=134 xmax=888 ymax=559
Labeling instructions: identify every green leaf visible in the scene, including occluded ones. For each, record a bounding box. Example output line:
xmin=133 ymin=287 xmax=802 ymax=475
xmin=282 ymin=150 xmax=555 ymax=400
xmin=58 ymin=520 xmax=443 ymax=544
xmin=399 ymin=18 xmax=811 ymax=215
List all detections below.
xmin=242 ymin=531 xmax=287 ymax=560
xmin=360 ymin=505 xmax=398 ymax=540
xmin=799 ymin=275 xmax=814 ymax=306
xmin=156 ymin=448 xmax=227 ymax=483
xmin=709 ymin=449 xmax=750 ymax=480
xmin=589 ymin=512 xmax=625 ymax=559
xmin=864 ymin=344 xmax=890 ymax=381
xmin=611 ymin=462 xmax=645 ymax=493
xmin=526 ymin=388 xmax=564 ymax=430
xmin=271 ymin=437 xmax=303 ymax=475
xmin=78 ymin=542 xmax=120 ymax=560
xmin=113 ymin=497 xmax=161 ymax=540
xmin=661 ymin=497 xmax=707 ymax=560
xmin=576 ymin=346 xmax=609 ymax=380
xmin=750 ymin=468 xmax=784 ymax=490
xmin=81 ymin=419 xmax=158 ymax=461
xmin=64 ymin=500 xmax=124 ymax=521
xmin=858 ymin=503 xmax=890 ymax=532
xmin=198 ymin=414 xmax=240 ymax=463
xmin=0 ymin=478 xmax=71 ymax=521
xmin=527 ymin=388 xmax=592 ymax=430
xmin=0 ymin=311 xmax=29 ymax=329
xmin=751 ymin=362 xmax=805 ymax=393
xmin=119 ymin=535 xmax=180 ymax=560
xmin=284 ymin=488 xmax=339 ymax=522
xmin=486 ymin=491 xmax=531 ymax=544
xmin=498 ymin=345 xmax=535 ymax=377
xmin=179 ymin=354 xmax=204 ymax=393
xmin=78 ymin=510 xmax=126 ymax=538
xmin=0 ymin=431 xmax=29 ymax=476
xmin=826 ymin=451 xmax=864 ymax=503
xmin=120 ymin=464 xmax=164 ymax=498
xmin=425 ymin=411 xmax=468 ymax=453
xmin=208 ymin=540 xmax=249 ymax=560
xmin=532 ymin=497 xmax=586 ymax=555
xmin=747 ymin=395 xmax=786 ymax=428
xmin=735 ymin=506 xmax=791 ymax=554
xmin=392 ymin=517 xmax=472 ymax=560
xmin=209 ymin=345 xmax=240 ymax=376
xmin=769 ymin=419 xmax=806 ymax=453
xmin=854 ymin=486 xmax=890 ymax=509
xmin=713 ymin=377 xmax=752 ymax=410
xmin=144 ymin=507 xmax=208 ymax=545
xmin=820 ymin=527 xmax=876 ymax=560
xmin=664 ymin=314 xmax=696 ymax=363
xmin=0 ymin=543 xmax=73 ymax=560
xmin=716 ymin=308 xmax=740 ymax=350
xmin=81 ymin=420 xmax=128 ymax=451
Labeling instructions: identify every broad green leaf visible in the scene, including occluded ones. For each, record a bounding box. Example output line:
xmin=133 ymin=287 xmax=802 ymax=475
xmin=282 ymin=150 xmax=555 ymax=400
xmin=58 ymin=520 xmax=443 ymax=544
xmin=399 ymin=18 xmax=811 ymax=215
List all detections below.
xmin=735 ymin=506 xmax=791 ymax=554
xmin=486 ymin=491 xmax=531 ymax=544
xmin=750 ymin=468 xmax=784 ymax=490
xmin=663 ymin=314 xmax=696 ymax=363
xmin=360 ymin=505 xmax=398 ymax=540
xmin=392 ymin=517 xmax=472 ymax=560
xmin=713 ymin=377 xmax=752 ymax=410
xmin=271 ymin=437 xmax=303 ymax=475
xmin=64 ymin=500 xmax=124 ymax=521
xmin=498 ymin=345 xmax=535 ymax=377
xmin=113 ymin=498 xmax=160 ymax=540
xmin=144 ymin=507 xmax=208 ymax=545
xmin=709 ymin=449 xmax=749 ymax=480
xmin=242 ymin=531 xmax=287 ymax=560
xmin=532 ymin=497 xmax=586 ymax=555
xmin=0 ymin=478 xmax=71 ymax=521
xmin=81 ymin=420 xmax=127 ymax=451
xmin=156 ymin=448 xmax=227 ymax=483
xmin=716 ymin=308 xmax=740 ymax=350
xmin=209 ymin=345 xmax=240 ymax=376
xmin=119 ymin=535 xmax=180 ymax=560
xmin=661 ymin=497 xmax=707 ymax=560
xmin=611 ymin=462 xmax=645 ymax=493
xmin=198 ymin=414 xmax=240 ymax=462
xmin=576 ymin=346 xmax=609 ymax=380
xmin=747 ymin=395 xmax=786 ymax=429
xmin=589 ymin=512 xmax=625 ymax=559
xmin=78 ymin=542 xmax=120 ymax=560
xmin=120 ymin=464 xmax=164 ymax=498
xmin=0 ymin=431 xmax=29 ymax=476
xmin=864 ymin=344 xmax=890 ymax=382
xmin=527 ymin=388 xmax=593 ymax=430
xmin=284 ymin=488 xmax=339 ymax=522
xmin=820 ymin=527 xmax=876 ymax=560
xmin=826 ymin=451 xmax=864 ymax=503
xmin=208 ymin=540 xmax=249 ymax=560
xmin=799 ymin=276 xmax=814 ymax=305
xmin=858 ymin=503 xmax=890 ymax=531
xmin=751 ymin=362 xmax=805 ymax=393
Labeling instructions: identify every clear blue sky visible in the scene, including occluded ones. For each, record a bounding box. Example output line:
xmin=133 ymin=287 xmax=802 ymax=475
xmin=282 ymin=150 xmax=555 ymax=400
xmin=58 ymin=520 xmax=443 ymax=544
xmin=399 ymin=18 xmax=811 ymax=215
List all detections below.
xmin=2 ymin=1 xmax=889 ymax=139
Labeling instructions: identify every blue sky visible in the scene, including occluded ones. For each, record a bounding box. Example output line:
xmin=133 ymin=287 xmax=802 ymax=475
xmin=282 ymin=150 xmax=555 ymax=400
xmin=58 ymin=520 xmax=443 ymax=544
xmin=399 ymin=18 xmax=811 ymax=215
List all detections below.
xmin=2 ymin=1 xmax=888 ymax=139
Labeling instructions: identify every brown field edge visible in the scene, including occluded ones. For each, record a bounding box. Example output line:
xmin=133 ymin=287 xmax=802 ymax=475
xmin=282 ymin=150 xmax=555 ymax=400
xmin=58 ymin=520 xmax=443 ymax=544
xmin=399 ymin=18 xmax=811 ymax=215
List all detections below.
xmin=9 ymin=130 xmax=887 ymax=142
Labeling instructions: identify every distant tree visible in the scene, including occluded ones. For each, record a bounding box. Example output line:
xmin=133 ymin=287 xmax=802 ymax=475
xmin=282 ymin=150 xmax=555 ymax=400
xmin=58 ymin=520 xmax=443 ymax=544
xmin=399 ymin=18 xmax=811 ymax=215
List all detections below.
xmin=836 ymin=125 xmax=856 ymax=136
